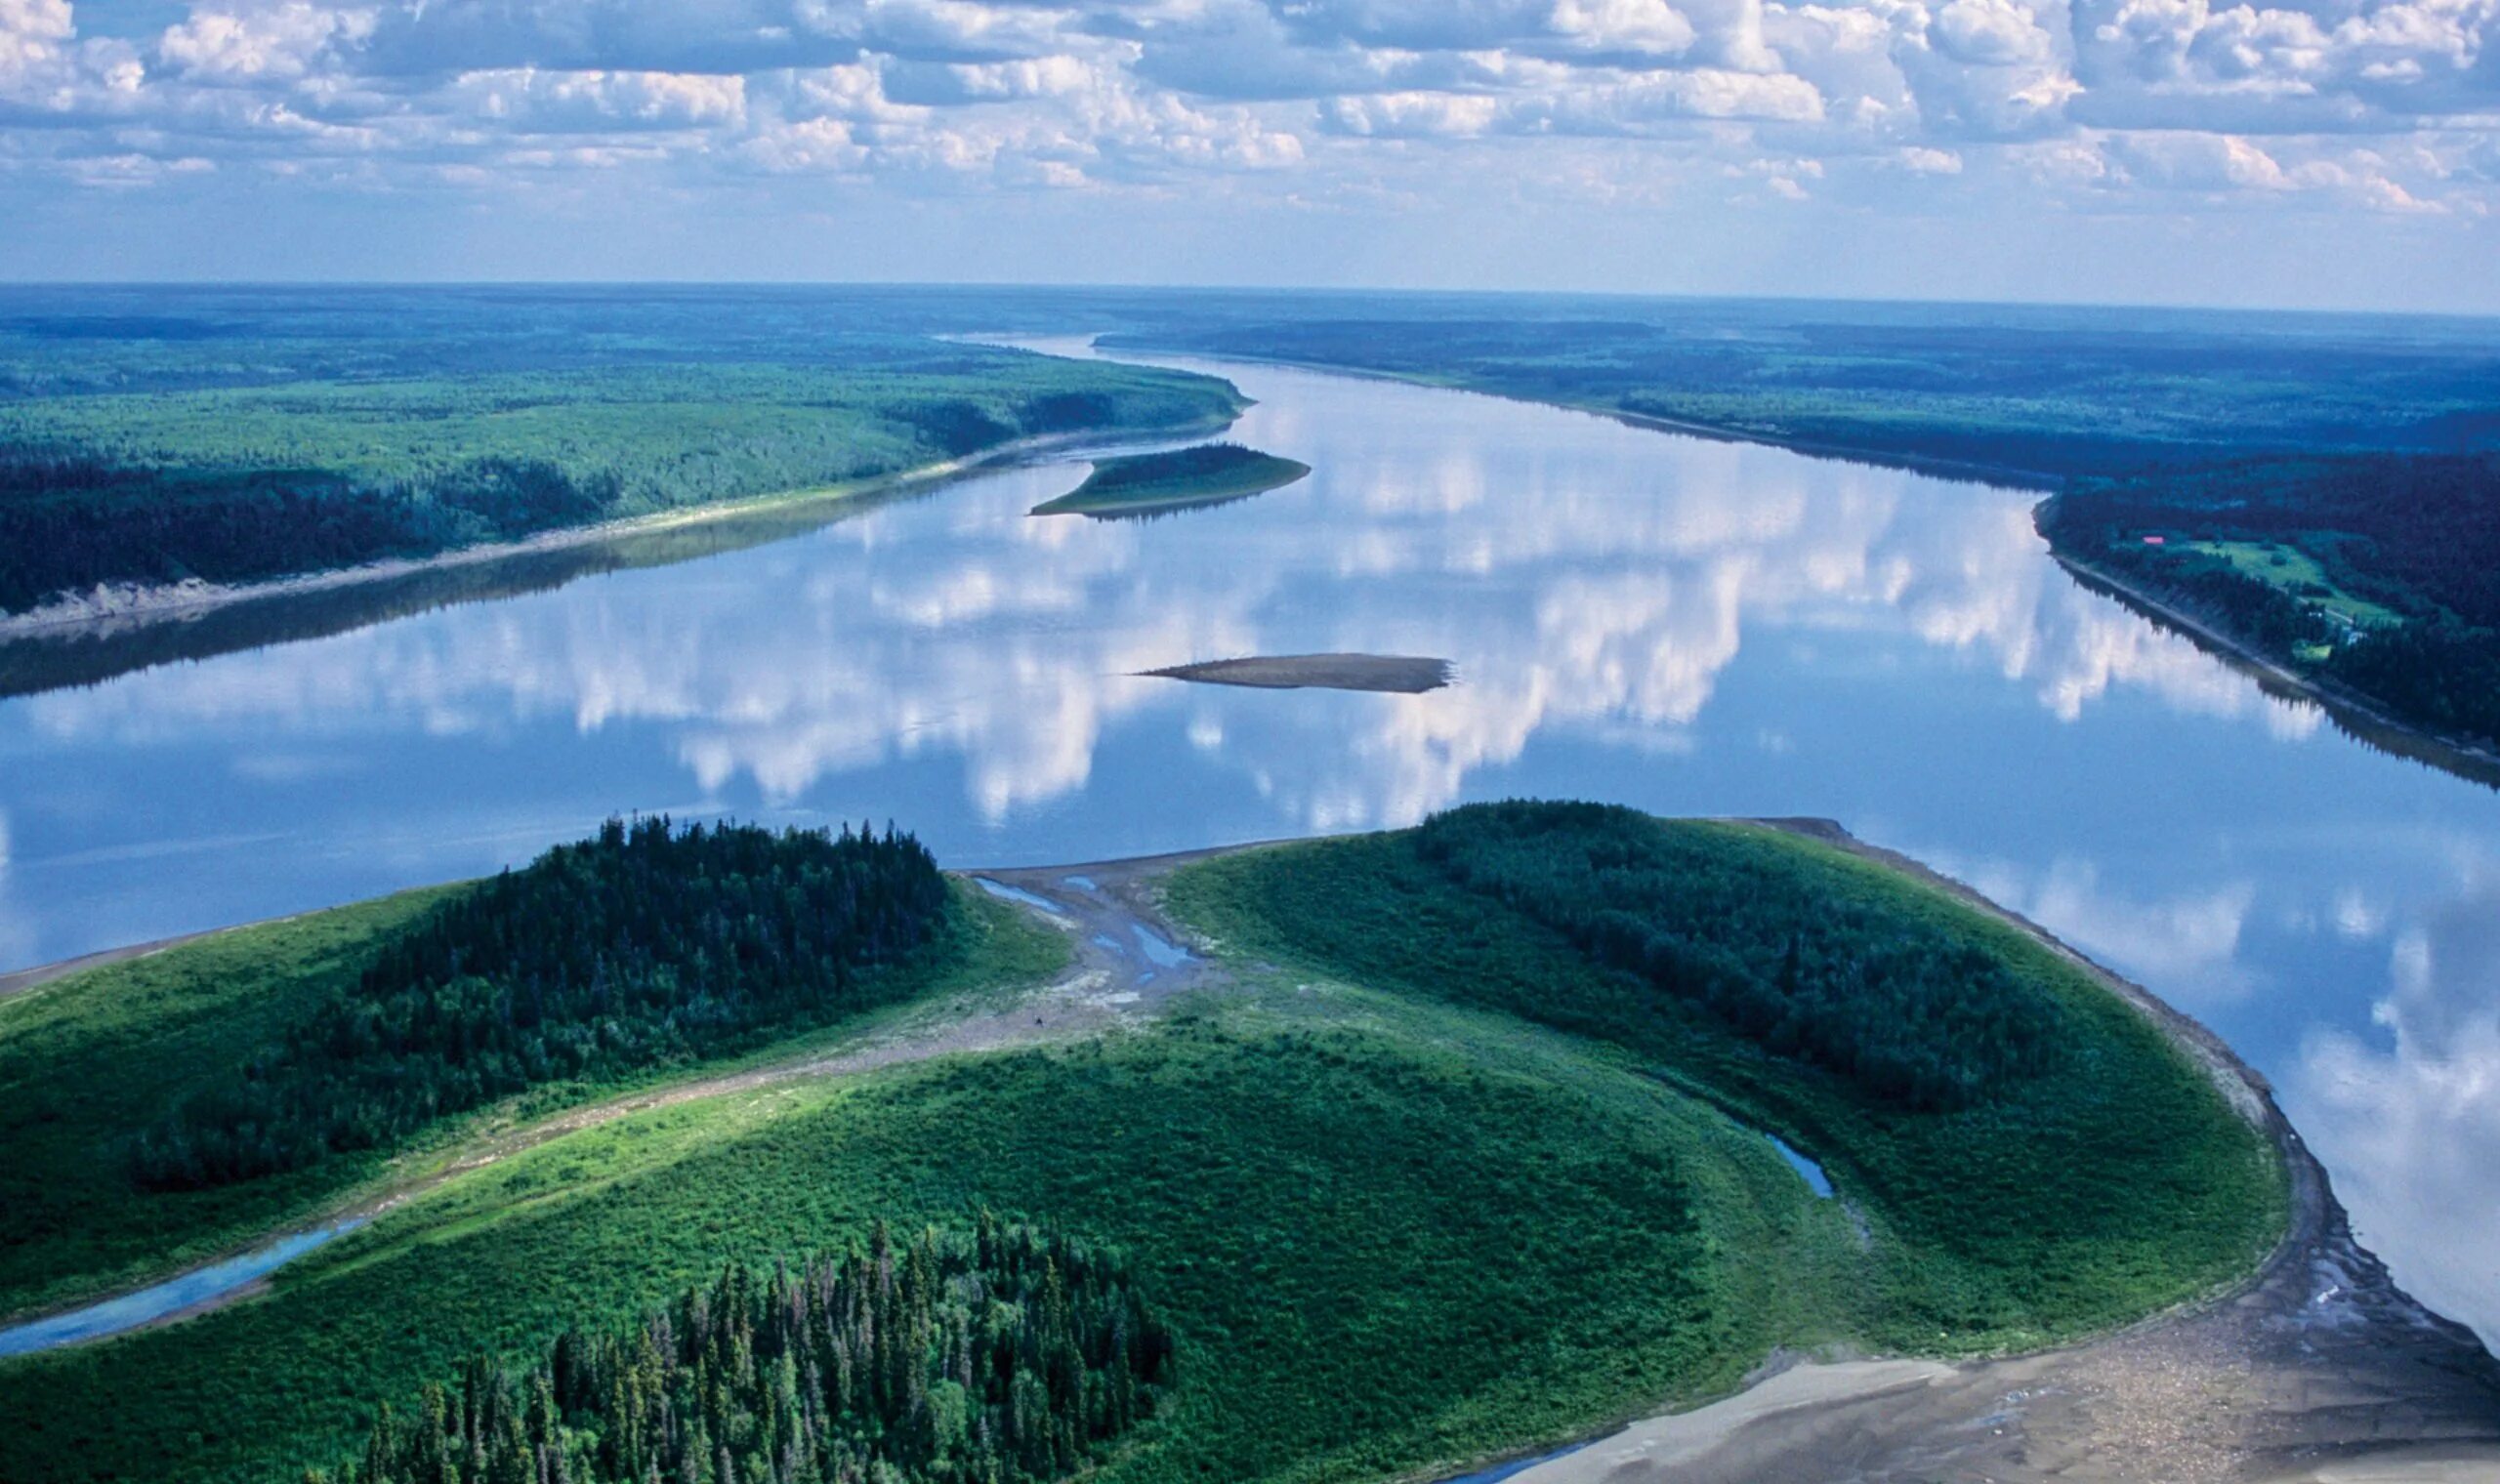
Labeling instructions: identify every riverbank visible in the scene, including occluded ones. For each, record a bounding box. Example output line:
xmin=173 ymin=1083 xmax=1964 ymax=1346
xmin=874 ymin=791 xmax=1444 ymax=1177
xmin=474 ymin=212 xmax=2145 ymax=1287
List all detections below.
xmin=2051 ymin=550 xmax=2500 ymax=789
xmin=0 ymin=414 xmax=1238 ymax=645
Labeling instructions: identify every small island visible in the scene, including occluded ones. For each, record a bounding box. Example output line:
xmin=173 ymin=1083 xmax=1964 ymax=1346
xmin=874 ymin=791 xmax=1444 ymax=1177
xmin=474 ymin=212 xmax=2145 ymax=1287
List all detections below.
xmin=1140 ymin=653 xmax=1452 ymax=693
xmin=1029 ymin=442 xmax=1311 ymax=518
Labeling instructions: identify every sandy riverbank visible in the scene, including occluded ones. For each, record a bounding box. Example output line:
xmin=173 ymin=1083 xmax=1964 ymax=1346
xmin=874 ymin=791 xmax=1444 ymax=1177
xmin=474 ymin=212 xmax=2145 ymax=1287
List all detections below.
xmin=0 ymin=417 xmax=1235 ymax=646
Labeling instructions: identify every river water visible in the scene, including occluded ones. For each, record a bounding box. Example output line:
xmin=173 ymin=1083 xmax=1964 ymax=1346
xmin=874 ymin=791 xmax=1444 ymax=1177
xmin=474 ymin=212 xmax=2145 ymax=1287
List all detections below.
xmin=2 ymin=344 xmax=2494 ymax=1347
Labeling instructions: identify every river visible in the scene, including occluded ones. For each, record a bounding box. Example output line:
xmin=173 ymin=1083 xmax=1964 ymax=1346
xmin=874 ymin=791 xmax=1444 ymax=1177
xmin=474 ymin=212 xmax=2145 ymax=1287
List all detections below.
xmin=1 ymin=342 xmax=2494 ymax=1350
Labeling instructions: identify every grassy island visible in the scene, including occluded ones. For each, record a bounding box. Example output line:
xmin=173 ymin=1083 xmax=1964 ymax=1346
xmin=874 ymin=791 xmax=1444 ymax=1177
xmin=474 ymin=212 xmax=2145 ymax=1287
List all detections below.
xmin=0 ymin=804 xmax=2283 ymax=1484
xmin=1029 ymin=443 xmax=1310 ymax=518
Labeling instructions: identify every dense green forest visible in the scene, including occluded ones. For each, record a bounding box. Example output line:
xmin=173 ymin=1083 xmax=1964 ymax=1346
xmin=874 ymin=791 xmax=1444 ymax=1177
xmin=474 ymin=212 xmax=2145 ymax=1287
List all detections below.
xmin=2041 ymin=452 xmax=2500 ymax=749
xmin=1029 ymin=443 xmax=1310 ymax=518
xmin=0 ymin=349 xmax=1243 ymax=616
xmin=1169 ymin=805 xmax=2282 ymax=1341
xmin=1411 ymin=803 xmax=2059 ymax=1110
xmin=1104 ymin=311 xmax=2500 ymax=483
xmin=134 ymin=818 xmax=952 ymax=1191
xmin=345 ymin=1217 xmax=1169 ymax=1484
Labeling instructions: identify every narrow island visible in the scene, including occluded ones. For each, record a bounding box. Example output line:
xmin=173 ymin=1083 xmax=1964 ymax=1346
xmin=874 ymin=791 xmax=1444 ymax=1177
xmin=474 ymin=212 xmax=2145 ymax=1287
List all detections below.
xmin=1140 ymin=652 xmax=1452 ymax=693
xmin=2036 ymin=452 xmax=2500 ymax=760
xmin=1028 ymin=441 xmax=1311 ymax=518
xmin=0 ymin=804 xmax=2490 ymax=1484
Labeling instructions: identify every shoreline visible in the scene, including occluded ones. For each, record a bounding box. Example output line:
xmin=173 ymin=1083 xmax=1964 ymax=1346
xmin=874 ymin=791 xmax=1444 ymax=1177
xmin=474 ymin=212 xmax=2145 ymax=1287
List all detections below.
xmin=2049 ymin=548 xmax=2500 ymax=787
xmin=0 ymin=413 xmax=1238 ymax=645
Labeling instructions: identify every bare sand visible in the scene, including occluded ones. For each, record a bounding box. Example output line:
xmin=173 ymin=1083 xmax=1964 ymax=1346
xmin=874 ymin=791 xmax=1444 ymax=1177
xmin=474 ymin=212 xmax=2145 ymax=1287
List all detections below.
xmin=1140 ymin=653 xmax=1453 ymax=693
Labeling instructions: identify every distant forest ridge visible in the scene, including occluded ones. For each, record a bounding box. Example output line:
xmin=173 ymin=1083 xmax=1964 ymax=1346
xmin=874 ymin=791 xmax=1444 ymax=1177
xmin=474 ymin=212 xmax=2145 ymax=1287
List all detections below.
xmin=0 ymin=344 xmax=1245 ymax=618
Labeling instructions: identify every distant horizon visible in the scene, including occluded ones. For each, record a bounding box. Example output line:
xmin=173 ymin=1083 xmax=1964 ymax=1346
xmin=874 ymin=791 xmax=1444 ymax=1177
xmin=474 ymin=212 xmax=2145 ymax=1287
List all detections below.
xmin=5 ymin=279 xmax=2498 ymax=325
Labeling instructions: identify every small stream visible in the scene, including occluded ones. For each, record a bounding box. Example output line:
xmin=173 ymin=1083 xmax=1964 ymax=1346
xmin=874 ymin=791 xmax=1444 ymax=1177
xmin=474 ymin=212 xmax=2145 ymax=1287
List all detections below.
xmin=0 ymin=1218 xmax=364 ymax=1359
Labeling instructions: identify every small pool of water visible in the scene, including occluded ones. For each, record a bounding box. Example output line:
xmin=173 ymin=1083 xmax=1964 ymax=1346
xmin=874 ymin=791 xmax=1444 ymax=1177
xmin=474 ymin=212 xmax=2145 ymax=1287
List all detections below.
xmin=1769 ymin=1134 xmax=1836 ymax=1199
xmin=1131 ymin=923 xmax=1192 ymax=968
xmin=0 ymin=1218 xmax=364 ymax=1358
xmin=974 ymin=878 xmax=1065 ymax=918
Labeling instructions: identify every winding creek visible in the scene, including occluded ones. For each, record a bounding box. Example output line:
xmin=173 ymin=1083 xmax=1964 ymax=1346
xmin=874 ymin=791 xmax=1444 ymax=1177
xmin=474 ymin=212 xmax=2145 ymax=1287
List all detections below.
xmin=3 ymin=339 xmax=2499 ymax=1360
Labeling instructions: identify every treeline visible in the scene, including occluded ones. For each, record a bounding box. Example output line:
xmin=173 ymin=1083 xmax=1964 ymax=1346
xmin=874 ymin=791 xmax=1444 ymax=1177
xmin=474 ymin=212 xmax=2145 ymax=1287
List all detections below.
xmin=337 ymin=1217 xmax=1171 ymax=1484
xmin=1413 ymin=803 xmax=2062 ymax=1111
xmin=2043 ymin=452 xmax=2500 ymax=749
xmin=133 ymin=818 xmax=952 ymax=1191
xmin=1077 ymin=443 xmax=1272 ymax=493
xmin=0 ymin=358 xmax=1243 ymax=616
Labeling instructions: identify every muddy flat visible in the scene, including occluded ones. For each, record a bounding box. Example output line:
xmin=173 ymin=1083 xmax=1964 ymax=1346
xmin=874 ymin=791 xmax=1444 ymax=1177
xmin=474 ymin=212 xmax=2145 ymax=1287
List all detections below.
xmin=1140 ymin=653 xmax=1452 ymax=693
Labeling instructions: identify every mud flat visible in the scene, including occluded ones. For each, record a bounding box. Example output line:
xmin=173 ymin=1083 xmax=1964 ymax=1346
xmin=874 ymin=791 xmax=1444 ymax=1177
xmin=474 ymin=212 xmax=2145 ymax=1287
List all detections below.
xmin=1140 ymin=653 xmax=1452 ymax=693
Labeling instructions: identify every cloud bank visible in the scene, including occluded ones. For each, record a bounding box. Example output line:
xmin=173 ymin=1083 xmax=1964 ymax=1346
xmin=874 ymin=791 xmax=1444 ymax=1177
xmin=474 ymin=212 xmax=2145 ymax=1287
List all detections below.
xmin=1 ymin=0 xmax=2493 ymax=290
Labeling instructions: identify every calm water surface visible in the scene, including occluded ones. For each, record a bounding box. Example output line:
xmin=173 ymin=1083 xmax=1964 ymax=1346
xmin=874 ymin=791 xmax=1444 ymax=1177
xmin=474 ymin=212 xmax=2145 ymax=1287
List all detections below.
xmin=3 ymin=346 xmax=2496 ymax=1344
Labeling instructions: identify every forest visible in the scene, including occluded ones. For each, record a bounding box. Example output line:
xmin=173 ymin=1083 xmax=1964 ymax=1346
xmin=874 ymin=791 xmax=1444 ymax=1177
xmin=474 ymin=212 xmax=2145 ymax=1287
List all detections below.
xmin=2041 ymin=451 xmax=2500 ymax=749
xmin=0 ymin=348 xmax=1243 ymax=616
xmin=1029 ymin=443 xmax=1310 ymax=518
xmin=340 ymin=1217 xmax=1170 ymax=1484
xmin=1411 ymin=802 xmax=2061 ymax=1111
xmin=1103 ymin=307 xmax=2500 ymax=483
xmin=132 ymin=818 xmax=953 ymax=1191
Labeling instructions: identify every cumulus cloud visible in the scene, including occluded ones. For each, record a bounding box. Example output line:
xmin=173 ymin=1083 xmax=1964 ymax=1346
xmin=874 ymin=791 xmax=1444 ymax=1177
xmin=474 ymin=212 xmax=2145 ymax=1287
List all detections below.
xmin=0 ymin=0 xmax=2484 ymax=216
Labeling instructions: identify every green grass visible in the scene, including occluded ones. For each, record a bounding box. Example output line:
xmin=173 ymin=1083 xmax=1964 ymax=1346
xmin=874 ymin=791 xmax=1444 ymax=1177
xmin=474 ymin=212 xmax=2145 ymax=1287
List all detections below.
xmin=1164 ymin=821 xmax=2286 ymax=1350
xmin=0 ymin=817 xmax=2285 ymax=1484
xmin=1029 ymin=444 xmax=1311 ymax=517
xmin=0 ymin=881 xmax=1067 ymax=1323
xmin=2186 ymin=540 xmax=2404 ymax=628
xmin=0 ymin=988 xmax=1862 ymax=1484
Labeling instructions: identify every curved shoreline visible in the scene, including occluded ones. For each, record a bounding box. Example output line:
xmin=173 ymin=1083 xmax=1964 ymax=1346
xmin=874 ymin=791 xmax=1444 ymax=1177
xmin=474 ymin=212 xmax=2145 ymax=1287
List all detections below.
xmin=2049 ymin=550 xmax=2500 ymax=789
xmin=7 ymin=827 xmax=2494 ymax=1481
xmin=0 ymin=412 xmax=1240 ymax=646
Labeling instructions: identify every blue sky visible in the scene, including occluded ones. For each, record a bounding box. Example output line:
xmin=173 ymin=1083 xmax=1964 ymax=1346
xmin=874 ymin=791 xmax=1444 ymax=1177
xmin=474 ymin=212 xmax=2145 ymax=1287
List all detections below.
xmin=2 ymin=0 xmax=2495 ymax=309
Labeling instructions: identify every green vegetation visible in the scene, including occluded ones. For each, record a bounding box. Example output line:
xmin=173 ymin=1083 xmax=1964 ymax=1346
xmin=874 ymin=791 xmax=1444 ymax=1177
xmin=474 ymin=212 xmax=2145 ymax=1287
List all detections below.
xmin=1029 ymin=443 xmax=1309 ymax=518
xmin=2040 ymin=452 xmax=2500 ymax=750
xmin=136 ymin=818 xmax=952 ymax=1191
xmin=1104 ymin=309 xmax=2500 ymax=484
xmin=0 ymin=350 xmax=1245 ymax=616
xmin=353 ymin=1218 xmax=1170 ymax=1484
xmin=1167 ymin=805 xmax=2284 ymax=1345
xmin=2183 ymin=541 xmax=2404 ymax=628
xmin=0 ymin=804 xmax=2284 ymax=1484
xmin=0 ymin=992 xmax=1840 ymax=1484
xmin=0 ymin=852 xmax=1065 ymax=1324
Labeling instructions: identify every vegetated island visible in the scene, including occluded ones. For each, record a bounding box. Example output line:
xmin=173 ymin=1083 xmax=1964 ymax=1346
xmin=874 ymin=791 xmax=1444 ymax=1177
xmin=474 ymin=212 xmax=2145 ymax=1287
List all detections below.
xmin=2037 ymin=451 xmax=2500 ymax=760
xmin=2 ymin=804 xmax=2488 ymax=1484
xmin=0 ymin=345 xmax=1246 ymax=633
xmin=1139 ymin=652 xmax=1452 ymax=693
xmin=1028 ymin=441 xmax=1310 ymax=518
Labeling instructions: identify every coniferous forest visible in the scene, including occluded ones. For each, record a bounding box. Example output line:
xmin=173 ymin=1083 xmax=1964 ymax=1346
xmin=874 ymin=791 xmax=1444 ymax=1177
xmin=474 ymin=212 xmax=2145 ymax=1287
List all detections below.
xmin=2041 ymin=452 xmax=2500 ymax=750
xmin=1411 ymin=803 xmax=2061 ymax=1111
xmin=340 ymin=1217 xmax=1170 ymax=1484
xmin=133 ymin=818 xmax=952 ymax=1190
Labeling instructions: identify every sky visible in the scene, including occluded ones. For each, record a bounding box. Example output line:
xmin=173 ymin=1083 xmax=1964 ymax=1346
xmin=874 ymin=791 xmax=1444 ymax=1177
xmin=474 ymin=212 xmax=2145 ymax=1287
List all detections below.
xmin=1 ymin=0 xmax=2495 ymax=309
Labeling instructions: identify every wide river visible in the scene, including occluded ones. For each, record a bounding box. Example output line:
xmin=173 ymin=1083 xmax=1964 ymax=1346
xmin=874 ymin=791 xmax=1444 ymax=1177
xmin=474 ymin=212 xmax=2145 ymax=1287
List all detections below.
xmin=3 ymin=344 xmax=2495 ymax=1347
